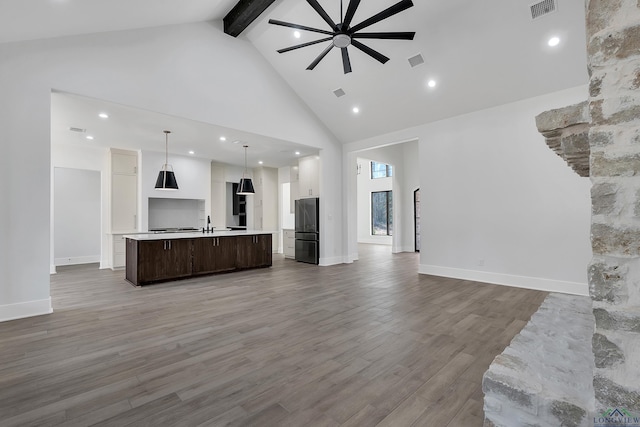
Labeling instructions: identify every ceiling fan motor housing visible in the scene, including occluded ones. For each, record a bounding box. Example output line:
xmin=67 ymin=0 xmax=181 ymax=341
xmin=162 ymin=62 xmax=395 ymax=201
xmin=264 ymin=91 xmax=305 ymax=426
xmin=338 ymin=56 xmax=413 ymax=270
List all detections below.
xmin=333 ymin=33 xmax=351 ymax=48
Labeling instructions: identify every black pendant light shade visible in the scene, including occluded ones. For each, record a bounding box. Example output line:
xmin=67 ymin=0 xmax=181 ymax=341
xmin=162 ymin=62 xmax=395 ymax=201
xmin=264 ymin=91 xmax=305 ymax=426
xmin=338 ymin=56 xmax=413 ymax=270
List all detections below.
xmin=155 ymin=130 xmax=179 ymax=190
xmin=237 ymin=144 xmax=255 ymax=195
xmin=237 ymin=177 xmax=255 ymax=195
xmin=155 ymin=169 xmax=179 ymax=190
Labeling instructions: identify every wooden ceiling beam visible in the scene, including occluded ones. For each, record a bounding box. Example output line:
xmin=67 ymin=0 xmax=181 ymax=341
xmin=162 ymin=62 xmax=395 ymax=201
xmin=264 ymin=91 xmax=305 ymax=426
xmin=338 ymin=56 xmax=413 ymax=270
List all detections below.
xmin=223 ymin=0 xmax=277 ymax=37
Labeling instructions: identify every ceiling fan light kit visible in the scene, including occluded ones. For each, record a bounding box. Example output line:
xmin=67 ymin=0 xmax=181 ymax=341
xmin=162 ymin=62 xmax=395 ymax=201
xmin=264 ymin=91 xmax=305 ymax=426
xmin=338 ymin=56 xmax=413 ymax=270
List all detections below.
xmin=269 ymin=0 xmax=415 ymax=74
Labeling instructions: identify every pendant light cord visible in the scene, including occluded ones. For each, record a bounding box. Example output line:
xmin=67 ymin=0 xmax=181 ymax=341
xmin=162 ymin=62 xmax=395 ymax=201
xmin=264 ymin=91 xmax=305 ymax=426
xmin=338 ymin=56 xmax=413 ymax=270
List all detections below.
xmin=164 ymin=130 xmax=171 ymax=172
xmin=243 ymin=145 xmax=249 ymax=177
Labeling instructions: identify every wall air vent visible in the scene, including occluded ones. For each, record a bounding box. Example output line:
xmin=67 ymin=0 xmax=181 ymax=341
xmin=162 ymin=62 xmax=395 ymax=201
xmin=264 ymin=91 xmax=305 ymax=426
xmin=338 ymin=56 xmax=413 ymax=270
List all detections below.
xmin=408 ymin=54 xmax=424 ymax=68
xmin=333 ymin=88 xmax=346 ymax=98
xmin=530 ymin=0 xmax=556 ymax=20
xmin=69 ymin=127 xmax=86 ymax=133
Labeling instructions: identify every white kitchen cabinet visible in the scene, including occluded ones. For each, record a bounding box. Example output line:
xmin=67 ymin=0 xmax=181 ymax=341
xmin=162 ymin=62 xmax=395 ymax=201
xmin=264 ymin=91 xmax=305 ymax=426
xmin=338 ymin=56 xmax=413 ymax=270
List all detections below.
xmin=110 ymin=149 xmax=138 ymax=233
xmin=111 ymin=233 xmax=127 ymax=268
xmin=298 ymin=155 xmax=319 ymax=198
xmin=283 ymin=229 xmax=295 ymax=259
xmin=252 ymin=166 xmax=278 ymax=251
xmin=110 ymin=149 xmax=138 ymax=269
xmin=111 ymin=174 xmax=137 ymax=231
xmin=289 ymin=165 xmax=299 ymax=213
xmin=111 ymin=152 xmax=137 ymax=175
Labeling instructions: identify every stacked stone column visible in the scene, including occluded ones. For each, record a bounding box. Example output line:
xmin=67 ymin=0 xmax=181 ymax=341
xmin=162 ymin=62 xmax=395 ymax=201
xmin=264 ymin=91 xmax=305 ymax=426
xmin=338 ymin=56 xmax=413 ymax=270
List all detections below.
xmin=587 ymin=0 xmax=640 ymax=413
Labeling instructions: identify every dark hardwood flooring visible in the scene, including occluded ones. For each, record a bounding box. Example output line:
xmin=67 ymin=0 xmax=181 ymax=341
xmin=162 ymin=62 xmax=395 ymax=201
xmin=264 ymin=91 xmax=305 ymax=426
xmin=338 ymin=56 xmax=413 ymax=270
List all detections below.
xmin=0 ymin=245 xmax=547 ymax=426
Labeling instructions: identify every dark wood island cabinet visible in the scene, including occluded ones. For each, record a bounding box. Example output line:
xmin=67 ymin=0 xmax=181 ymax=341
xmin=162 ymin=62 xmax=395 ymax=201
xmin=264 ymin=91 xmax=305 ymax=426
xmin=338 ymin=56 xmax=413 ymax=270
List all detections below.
xmin=192 ymin=236 xmax=237 ymax=275
xmin=125 ymin=232 xmax=272 ymax=286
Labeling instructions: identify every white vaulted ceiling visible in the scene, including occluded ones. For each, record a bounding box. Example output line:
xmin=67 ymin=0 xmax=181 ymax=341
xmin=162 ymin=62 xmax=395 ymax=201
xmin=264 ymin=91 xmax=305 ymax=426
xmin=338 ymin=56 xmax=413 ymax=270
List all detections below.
xmin=246 ymin=0 xmax=588 ymax=142
xmin=2 ymin=0 xmax=588 ymax=151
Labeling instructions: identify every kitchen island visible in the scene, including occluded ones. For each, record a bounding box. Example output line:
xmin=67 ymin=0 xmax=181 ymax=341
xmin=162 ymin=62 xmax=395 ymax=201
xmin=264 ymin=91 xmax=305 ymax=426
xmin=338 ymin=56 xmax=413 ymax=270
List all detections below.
xmin=124 ymin=230 xmax=273 ymax=286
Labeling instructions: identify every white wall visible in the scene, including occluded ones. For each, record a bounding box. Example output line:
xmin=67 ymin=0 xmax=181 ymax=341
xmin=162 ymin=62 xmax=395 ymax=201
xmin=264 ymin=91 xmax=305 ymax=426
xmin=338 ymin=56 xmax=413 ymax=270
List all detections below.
xmin=346 ymin=85 xmax=592 ymax=295
xmin=0 ymin=21 xmax=344 ymax=321
xmin=53 ymin=168 xmax=101 ymax=266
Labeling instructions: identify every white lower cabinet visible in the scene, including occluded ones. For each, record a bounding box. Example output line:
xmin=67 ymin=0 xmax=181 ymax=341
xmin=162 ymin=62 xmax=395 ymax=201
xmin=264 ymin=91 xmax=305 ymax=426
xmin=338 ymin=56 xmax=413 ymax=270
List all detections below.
xmin=111 ymin=234 xmax=127 ymax=269
xmin=283 ymin=229 xmax=295 ymax=259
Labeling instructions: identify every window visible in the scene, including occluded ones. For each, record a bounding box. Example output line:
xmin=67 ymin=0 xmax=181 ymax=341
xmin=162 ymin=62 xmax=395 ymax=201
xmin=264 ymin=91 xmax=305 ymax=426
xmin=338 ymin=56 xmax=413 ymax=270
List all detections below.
xmin=371 ymin=161 xmax=393 ymax=179
xmin=372 ymin=191 xmax=393 ymax=235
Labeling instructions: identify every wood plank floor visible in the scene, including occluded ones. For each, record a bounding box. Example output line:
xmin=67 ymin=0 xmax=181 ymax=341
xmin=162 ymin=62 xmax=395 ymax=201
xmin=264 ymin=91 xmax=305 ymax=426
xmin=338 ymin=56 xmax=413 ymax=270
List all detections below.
xmin=0 ymin=245 xmax=547 ymax=426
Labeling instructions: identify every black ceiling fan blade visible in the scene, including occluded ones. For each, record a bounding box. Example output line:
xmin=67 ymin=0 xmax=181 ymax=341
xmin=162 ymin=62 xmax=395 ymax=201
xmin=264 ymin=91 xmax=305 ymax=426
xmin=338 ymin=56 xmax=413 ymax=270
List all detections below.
xmin=349 ymin=0 xmax=414 ymax=33
xmin=268 ymin=19 xmax=334 ymax=36
xmin=306 ymin=0 xmax=337 ymax=30
xmin=341 ymin=48 xmax=352 ymax=74
xmin=351 ymin=39 xmax=389 ymax=64
xmin=352 ymin=31 xmax=415 ymax=40
xmin=277 ymin=37 xmax=333 ymax=53
xmin=307 ymin=43 xmax=334 ymax=70
xmin=342 ymin=0 xmax=361 ymax=29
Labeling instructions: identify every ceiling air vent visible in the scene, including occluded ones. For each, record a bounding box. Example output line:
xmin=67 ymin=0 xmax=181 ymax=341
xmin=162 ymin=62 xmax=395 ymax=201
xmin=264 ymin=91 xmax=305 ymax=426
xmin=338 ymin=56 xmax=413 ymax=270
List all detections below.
xmin=530 ymin=0 xmax=556 ymax=20
xmin=408 ymin=54 xmax=424 ymax=68
xmin=69 ymin=127 xmax=86 ymax=133
xmin=333 ymin=88 xmax=346 ymax=98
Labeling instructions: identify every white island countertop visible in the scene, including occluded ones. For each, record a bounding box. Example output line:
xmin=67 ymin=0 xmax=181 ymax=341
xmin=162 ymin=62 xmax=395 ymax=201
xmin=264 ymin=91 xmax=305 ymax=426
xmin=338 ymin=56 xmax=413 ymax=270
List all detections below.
xmin=124 ymin=230 xmax=276 ymax=241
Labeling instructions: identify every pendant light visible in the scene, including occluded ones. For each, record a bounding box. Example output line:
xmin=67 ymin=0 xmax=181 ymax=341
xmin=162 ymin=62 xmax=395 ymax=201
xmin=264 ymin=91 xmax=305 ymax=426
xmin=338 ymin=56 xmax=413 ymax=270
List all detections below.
xmin=155 ymin=130 xmax=179 ymax=190
xmin=237 ymin=144 xmax=255 ymax=195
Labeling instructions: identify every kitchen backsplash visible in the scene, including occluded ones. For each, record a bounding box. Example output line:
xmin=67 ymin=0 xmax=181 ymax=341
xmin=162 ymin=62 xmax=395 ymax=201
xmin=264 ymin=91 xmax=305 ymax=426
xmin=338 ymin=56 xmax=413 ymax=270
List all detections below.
xmin=148 ymin=197 xmax=205 ymax=230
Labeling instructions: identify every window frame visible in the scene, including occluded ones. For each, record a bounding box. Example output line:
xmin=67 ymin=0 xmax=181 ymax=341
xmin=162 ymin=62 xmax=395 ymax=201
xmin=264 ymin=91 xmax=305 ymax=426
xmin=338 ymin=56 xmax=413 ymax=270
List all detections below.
xmin=370 ymin=161 xmax=393 ymax=179
xmin=371 ymin=190 xmax=393 ymax=236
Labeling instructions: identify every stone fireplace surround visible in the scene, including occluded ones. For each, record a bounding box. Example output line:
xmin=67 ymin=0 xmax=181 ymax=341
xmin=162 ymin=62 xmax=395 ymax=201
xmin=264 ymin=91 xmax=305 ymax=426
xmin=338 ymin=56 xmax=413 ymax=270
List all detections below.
xmin=483 ymin=1 xmax=640 ymax=425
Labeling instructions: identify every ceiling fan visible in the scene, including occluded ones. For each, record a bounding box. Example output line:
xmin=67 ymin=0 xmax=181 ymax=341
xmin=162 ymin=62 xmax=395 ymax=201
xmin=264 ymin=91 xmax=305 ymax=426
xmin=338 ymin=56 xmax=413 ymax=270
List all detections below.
xmin=269 ymin=0 xmax=415 ymax=74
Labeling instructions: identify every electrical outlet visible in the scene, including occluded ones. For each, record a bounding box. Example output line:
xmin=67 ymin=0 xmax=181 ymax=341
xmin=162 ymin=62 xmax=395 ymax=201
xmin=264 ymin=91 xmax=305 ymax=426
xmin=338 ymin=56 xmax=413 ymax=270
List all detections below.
xmin=478 ymin=258 xmax=485 ymax=267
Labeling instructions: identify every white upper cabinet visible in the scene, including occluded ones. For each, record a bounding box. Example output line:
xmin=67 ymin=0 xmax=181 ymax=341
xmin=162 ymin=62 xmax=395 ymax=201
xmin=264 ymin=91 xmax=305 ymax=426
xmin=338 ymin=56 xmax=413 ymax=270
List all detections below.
xmin=111 ymin=152 xmax=137 ymax=175
xmin=298 ymin=155 xmax=319 ymax=198
xmin=289 ymin=165 xmax=299 ymax=213
xmin=110 ymin=149 xmax=138 ymax=233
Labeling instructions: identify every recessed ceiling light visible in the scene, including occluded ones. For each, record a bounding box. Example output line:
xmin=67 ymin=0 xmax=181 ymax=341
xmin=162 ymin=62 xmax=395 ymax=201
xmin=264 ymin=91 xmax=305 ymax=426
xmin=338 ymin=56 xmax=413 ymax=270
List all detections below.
xmin=258 ymin=161 xmax=264 ymax=165
xmin=352 ymin=107 xmax=360 ymax=114
xmin=220 ymin=136 xmax=226 ymax=141
xmin=548 ymin=36 xmax=560 ymax=47
xmin=295 ymin=151 xmax=301 ymax=155
xmin=98 ymin=113 xmax=109 ymax=119
xmin=85 ymin=135 xmax=94 ymax=140
xmin=427 ymin=79 xmax=437 ymax=88
xmin=189 ymin=150 xmax=195 ymax=155
xmin=294 ymin=31 xmax=301 ymax=39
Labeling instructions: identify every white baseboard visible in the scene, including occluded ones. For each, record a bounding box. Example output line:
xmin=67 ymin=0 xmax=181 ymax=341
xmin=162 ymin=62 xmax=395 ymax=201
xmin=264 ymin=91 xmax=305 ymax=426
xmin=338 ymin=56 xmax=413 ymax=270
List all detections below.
xmin=418 ymin=264 xmax=588 ymax=296
xmin=319 ymin=256 xmax=345 ymax=266
xmin=346 ymin=252 xmax=358 ymax=263
xmin=393 ymin=246 xmax=416 ymax=253
xmin=0 ymin=298 xmax=53 ymax=322
xmin=55 ymin=255 xmax=100 ymax=266
xmin=358 ymin=238 xmax=392 ymax=245
xmin=50 ymin=264 xmax=57 ymax=274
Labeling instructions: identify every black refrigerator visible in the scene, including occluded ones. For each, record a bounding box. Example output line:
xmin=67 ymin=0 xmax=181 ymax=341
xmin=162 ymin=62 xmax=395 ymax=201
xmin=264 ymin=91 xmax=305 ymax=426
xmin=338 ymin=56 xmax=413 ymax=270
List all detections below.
xmin=295 ymin=197 xmax=319 ymax=264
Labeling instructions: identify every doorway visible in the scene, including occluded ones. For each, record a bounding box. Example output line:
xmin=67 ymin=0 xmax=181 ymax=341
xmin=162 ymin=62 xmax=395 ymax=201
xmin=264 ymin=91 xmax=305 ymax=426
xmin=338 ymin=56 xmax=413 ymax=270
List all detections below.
xmin=53 ymin=167 xmax=101 ymax=266
xmin=414 ymin=188 xmax=420 ymax=252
